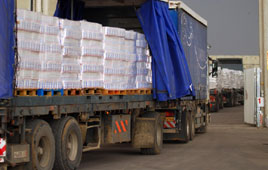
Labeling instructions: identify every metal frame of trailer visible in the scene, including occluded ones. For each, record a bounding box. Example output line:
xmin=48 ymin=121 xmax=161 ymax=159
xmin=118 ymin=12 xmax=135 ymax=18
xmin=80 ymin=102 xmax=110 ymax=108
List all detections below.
xmin=0 ymin=94 xmax=208 ymax=168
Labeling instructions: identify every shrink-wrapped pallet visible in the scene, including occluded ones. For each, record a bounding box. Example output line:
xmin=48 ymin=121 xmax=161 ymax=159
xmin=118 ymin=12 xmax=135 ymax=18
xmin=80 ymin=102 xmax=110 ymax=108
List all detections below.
xmin=135 ymin=34 xmax=152 ymax=89
xmin=103 ymin=27 xmax=127 ymax=90
xmin=217 ymin=68 xmax=244 ymax=89
xmin=17 ymin=10 xmax=62 ymax=89
xmin=16 ymin=9 xmax=153 ymax=92
xmin=80 ymin=21 xmax=104 ymax=89
xmin=60 ymin=19 xmax=82 ymax=89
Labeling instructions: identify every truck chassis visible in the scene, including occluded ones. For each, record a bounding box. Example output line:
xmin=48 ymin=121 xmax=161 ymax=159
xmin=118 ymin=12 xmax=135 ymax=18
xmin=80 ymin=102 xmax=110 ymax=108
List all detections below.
xmin=0 ymin=95 xmax=208 ymax=169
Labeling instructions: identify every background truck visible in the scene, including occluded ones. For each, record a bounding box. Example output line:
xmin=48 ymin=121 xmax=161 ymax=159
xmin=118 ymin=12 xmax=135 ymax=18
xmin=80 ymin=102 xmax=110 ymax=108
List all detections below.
xmin=209 ymin=58 xmax=244 ymax=109
xmin=208 ymin=57 xmax=224 ymax=112
xmin=218 ymin=59 xmax=244 ymax=107
xmin=0 ymin=0 xmax=209 ymax=170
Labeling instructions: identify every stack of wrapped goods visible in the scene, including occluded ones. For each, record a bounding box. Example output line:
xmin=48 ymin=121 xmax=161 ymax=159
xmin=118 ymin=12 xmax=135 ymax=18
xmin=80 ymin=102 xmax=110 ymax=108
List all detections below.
xmin=39 ymin=15 xmax=62 ymax=90
xmin=60 ymin=20 xmax=82 ymax=89
xmin=16 ymin=10 xmax=41 ymax=89
xmin=238 ymin=71 xmax=244 ymax=89
xmin=17 ymin=9 xmax=62 ymax=90
xmin=124 ymin=30 xmax=138 ymax=89
xmin=216 ymin=68 xmax=222 ymax=90
xmin=209 ymin=75 xmax=217 ymax=89
xmin=234 ymin=71 xmax=244 ymax=89
xmin=217 ymin=68 xmax=244 ymax=90
xmin=80 ymin=21 xmax=104 ymax=89
xmin=16 ymin=9 xmax=153 ymax=95
xmin=135 ymin=33 xmax=152 ymax=89
xmin=103 ymin=27 xmax=128 ymax=90
xmin=219 ymin=68 xmax=232 ymax=89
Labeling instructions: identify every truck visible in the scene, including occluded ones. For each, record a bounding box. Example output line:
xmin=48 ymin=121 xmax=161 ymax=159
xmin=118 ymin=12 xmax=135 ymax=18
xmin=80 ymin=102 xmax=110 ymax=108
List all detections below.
xmin=209 ymin=58 xmax=244 ymax=108
xmin=217 ymin=58 xmax=244 ymax=107
xmin=0 ymin=0 xmax=209 ymax=170
xmin=208 ymin=57 xmax=224 ymax=112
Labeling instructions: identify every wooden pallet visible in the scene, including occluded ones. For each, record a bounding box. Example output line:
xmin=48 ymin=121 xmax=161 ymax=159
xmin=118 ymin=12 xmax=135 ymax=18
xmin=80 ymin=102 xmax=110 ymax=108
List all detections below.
xmin=96 ymin=89 xmax=125 ymax=95
xmin=37 ymin=89 xmax=64 ymax=96
xmin=64 ymin=89 xmax=83 ymax=96
xmin=15 ymin=89 xmax=37 ymax=96
xmin=98 ymin=89 xmax=152 ymax=95
xmin=82 ymin=88 xmax=103 ymax=95
xmin=126 ymin=89 xmax=152 ymax=95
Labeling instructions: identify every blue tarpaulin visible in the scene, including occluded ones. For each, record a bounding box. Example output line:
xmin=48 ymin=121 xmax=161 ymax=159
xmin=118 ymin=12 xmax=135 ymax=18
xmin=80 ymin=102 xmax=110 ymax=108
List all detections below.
xmin=137 ymin=0 xmax=195 ymax=101
xmin=0 ymin=0 xmax=15 ymax=99
xmin=54 ymin=0 xmax=85 ymax=20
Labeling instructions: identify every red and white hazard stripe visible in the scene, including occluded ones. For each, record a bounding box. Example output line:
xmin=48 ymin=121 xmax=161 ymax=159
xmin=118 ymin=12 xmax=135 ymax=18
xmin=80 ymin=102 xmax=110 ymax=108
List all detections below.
xmin=164 ymin=121 xmax=176 ymax=129
xmin=114 ymin=120 xmax=128 ymax=134
xmin=0 ymin=138 xmax=6 ymax=163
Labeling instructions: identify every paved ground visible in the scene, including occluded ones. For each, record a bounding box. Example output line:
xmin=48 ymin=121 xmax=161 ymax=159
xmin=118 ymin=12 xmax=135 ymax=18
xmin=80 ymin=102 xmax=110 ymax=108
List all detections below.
xmin=79 ymin=106 xmax=268 ymax=170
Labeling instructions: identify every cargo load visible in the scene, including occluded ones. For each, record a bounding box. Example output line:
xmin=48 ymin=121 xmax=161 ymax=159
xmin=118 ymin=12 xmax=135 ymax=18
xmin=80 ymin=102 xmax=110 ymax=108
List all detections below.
xmin=217 ymin=68 xmax=244 ymax=89
xmin=15 ymin=9 xmax=152 ymax=91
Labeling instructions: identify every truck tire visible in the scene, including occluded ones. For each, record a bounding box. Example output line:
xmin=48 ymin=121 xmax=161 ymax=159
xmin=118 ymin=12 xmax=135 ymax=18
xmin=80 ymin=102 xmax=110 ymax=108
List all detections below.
xmin=181 ymin=111 xmax=190 ymax=143
xmin=51 ymin=117 xmax=82 ymax=170
xmin=216 ymin=95 xmax=220 ymax=111
xmin=25 ymin=119 xmax=55 ymax=170
xmin=219 ymin=95 xmax=224 ymax=109
xmin=190 ymin=112 xmax=195 ymax=141
xmin=198 ymin=123 xmax=207 ymax=133
xmin=140 ymin=112 xmax=163 ymax=155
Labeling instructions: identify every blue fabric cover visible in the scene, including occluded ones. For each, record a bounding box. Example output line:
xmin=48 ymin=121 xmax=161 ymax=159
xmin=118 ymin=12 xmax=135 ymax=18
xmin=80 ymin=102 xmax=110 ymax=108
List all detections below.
xmin=54 ymin=0 xmax=85 ymax=20
xmin=0 ymin=0 xmax=14 ymax=99
xmin=177 ymin=9 xmax=208 ymax=100
xmin=137 ymin=0 xmax=195 ymax=101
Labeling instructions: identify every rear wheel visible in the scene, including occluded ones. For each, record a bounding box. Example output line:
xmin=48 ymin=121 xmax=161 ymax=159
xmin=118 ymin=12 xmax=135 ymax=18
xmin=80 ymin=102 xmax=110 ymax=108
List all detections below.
xmin=51 ymin=117 xmax=82 ymax=170
xmin=216 ymin=95 xmax=220 ymax=111
xmin=140 ymin=112 xmax=163 ymax=155
xmin=219 ymin=94 xmax=224 ymax=109
xmin=181 ymin=111 xmax=190 ymax=143
xmin=190 ymin=112 xmax=195 ymax=140
xmin=25 ymin=119 xmax=55 ymax=170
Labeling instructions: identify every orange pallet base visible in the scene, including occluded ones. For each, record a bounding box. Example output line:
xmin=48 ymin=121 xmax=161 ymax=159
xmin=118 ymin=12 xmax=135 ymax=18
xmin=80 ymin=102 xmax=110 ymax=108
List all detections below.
xmin=14 ymin=89 xmax=37 ymax=96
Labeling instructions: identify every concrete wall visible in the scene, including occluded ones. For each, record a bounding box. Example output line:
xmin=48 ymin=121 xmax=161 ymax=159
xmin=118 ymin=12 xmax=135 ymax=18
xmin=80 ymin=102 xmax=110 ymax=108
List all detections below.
xmin=210 ymin=55 xmax=260 ymax=69
xmin=17 ymin=0 xmax=57 ymax=16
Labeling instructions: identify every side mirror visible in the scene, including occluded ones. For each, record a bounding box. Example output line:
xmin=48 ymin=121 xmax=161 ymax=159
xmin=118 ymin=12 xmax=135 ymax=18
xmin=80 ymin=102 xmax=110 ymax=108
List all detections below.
xmin=212 ymin=60 xmax=218 ymax=77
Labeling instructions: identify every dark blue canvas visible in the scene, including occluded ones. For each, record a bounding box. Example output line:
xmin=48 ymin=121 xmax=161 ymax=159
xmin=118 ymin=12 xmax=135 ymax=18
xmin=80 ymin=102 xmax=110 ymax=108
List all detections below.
xmin=54 ymin=0 xmax=85 ymax=20
xmin=177 ymin=9 xmax=208 ymax=100
xmin=0 ymin=0 xmax=15 ymax=99
xmin=137 ymin=0 xmax=195 ymax=101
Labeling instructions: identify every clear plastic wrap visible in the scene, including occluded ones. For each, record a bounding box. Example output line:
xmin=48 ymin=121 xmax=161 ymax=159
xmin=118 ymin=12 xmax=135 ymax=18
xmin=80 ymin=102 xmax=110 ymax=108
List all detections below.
xmin=103 ymin=27 xmax=126 ymax=37
xmin=16 ymin=9 xmax=153 ymax=91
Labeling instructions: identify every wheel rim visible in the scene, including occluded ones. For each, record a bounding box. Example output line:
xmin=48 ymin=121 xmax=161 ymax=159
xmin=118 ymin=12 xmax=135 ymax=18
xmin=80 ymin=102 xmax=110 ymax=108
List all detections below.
xmin=187 ymin=119 xmax=190 ymax=137
xmin=156 ymin=124 xmax=162 ymax=147
xmin=37 ymin=136 xmax=51 ymax=168
xmin=66 ymin=130 xmax=78 ymax=161
xmin=192 ymin=118 xmax=195 ymax=135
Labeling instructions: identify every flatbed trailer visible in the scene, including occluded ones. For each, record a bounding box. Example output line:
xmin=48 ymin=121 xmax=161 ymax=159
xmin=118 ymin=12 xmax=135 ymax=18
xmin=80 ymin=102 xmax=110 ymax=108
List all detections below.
xmin=0 ymin=94 xmax=208 ymax=169
xmin=0 ymin=1 xmax=209 ymax=169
